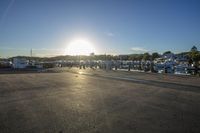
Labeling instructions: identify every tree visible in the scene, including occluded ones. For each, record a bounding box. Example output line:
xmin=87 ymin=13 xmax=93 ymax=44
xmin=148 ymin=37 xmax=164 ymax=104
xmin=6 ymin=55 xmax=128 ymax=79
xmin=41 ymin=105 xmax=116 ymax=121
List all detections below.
xmin=188 ymin=58 xmax=193 ymax=66
xmin=191 ymin=45 xmax=198 ymax=52
xmin=151 ymin=52 xmax=159 ymax=60
xmin=143 ymin=52 xmax=150 ymax=60
xmin=189 ymin=51 xmax=200 ymax=62
xmin=163 ymin=51 xmax=172 ymax=55
xmin=129 ymin=54 xmax=138 ymax=60
xmin=137 ymin=54 xmax=143 ymax=60
xmin=128 ymin=55 xmax=136 ymax=60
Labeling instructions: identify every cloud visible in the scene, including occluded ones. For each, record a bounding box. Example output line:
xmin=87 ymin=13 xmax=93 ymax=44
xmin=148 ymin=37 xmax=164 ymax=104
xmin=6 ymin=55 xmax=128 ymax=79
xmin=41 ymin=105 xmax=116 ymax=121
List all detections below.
xmin=105 ymin=32 xmax=115 ymax=37
xmin=131 ymin=47 xmax=148 ymax=53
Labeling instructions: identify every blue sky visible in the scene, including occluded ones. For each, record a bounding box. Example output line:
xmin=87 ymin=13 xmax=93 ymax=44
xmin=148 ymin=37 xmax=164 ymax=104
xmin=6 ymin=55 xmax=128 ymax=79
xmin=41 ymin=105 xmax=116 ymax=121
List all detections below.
xmin=0 ymin=0 xmax=200 ymax=57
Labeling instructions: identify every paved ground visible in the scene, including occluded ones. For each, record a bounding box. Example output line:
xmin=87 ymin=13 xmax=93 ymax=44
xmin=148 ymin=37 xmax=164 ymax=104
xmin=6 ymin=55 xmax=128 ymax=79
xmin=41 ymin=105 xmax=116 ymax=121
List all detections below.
xmin=0 ymin=68 xmax=200 ymax=133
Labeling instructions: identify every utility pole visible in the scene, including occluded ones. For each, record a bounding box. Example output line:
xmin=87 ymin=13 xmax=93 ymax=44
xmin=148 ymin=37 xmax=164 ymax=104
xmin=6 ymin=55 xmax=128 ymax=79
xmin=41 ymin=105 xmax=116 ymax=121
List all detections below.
xmin=30 ymin=49 xmax=33 ymax=66
xmin=30 ymin=49 xmax=32 ymax=57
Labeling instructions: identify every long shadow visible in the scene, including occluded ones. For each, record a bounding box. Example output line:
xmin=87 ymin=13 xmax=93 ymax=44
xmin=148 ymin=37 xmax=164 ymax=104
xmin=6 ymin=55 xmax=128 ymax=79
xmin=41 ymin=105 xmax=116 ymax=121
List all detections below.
xmin=1 ymin=69 xmax=199 ymax=93
xmin=83 ymin=73 xmax=200 ymax=93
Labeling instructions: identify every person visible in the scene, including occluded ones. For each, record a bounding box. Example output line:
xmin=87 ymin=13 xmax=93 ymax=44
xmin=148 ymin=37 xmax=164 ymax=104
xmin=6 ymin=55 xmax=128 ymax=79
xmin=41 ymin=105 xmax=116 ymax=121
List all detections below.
xmin=128 ymin=64 xmax=131 ymax=71
xmin=164 ymin=66 xmax=167 ymax=73
xmin=115 ymin=63 xmax=117 ymax=70
xmin=150 ymin=62 xmax=155 ymax=72
xmin=194 ymin=64 xmax=198 ymax=75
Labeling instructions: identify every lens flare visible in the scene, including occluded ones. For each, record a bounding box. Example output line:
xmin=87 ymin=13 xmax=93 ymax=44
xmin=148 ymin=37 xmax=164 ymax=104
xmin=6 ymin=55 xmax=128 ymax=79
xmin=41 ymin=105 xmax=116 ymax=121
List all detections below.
xmin=66 ymin=39 xmax=95 ymax=55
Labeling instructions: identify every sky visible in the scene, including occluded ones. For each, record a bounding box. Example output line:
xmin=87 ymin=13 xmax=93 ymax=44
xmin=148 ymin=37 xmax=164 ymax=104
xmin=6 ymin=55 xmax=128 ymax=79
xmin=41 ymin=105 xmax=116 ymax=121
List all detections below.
xmin=0 ymin=0 xmax=200 ymax=57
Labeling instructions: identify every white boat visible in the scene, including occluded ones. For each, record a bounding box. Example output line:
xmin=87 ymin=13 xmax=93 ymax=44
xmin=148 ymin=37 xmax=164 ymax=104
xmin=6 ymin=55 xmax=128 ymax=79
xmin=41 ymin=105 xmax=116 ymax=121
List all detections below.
xmin=174 ymin=64 xmax=190 ymax=75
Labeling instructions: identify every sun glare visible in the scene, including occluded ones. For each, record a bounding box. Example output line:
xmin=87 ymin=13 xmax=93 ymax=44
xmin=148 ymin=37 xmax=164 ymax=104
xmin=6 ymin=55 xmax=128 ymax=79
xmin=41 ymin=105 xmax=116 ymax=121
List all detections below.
xmin=66 ymin=39 xmax=95 ymax=55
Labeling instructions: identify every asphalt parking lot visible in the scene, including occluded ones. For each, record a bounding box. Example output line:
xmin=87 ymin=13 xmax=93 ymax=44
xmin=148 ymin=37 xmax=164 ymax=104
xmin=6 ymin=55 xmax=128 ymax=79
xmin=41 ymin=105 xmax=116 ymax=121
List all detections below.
xmin=0 ymin=69 xmax=200 ymax=133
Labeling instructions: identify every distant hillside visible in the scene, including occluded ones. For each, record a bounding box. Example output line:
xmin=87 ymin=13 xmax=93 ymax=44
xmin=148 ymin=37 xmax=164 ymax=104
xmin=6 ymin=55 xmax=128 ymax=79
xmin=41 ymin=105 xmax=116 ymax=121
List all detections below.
xmin=1 ymin=50 xmax=199 ymax=62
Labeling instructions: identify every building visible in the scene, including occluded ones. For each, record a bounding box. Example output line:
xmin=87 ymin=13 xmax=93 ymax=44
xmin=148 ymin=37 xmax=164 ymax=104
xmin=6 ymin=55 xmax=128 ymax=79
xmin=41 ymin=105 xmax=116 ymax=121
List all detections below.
xmin=12 ymin=58 xmax=29 ymax=69
xmin=191 ymin=46 xmax=198 ymax=52
xmin=162 ymin=53 xmax=176 ymax=60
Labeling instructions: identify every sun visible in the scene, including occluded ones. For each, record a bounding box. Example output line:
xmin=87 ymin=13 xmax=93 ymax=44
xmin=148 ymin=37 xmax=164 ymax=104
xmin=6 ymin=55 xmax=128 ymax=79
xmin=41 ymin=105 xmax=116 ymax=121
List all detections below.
xmin=66 ymin=38 xmax=95 ymax=55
